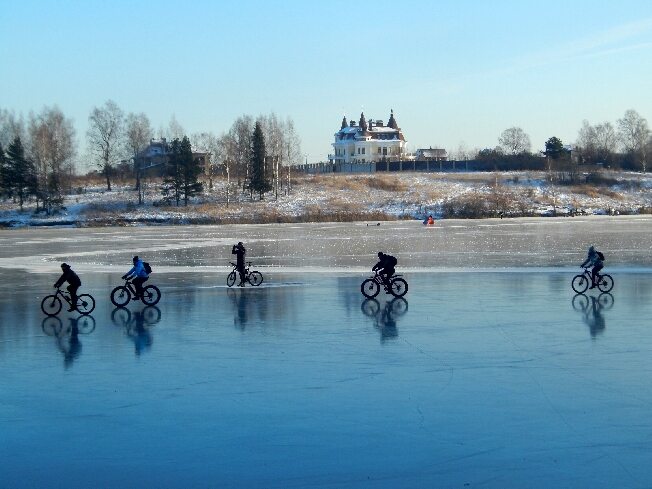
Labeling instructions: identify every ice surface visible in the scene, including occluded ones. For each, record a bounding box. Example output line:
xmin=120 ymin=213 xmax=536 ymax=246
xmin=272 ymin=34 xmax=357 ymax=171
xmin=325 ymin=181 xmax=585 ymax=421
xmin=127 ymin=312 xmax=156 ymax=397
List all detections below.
xmin=1 ymin=217 xmax=652 ymax=488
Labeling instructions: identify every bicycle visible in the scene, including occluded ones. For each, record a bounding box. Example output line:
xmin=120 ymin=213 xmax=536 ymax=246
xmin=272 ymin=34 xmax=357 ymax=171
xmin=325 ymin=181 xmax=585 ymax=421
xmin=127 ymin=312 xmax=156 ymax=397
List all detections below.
xmin=111 ymin=278 xmax=161 ymax=307
xmin=227 ymin=261 xmax=263 ymax=287
xmin=41 ymin=315 xmax=96 ymax=337
xmin=41 ymin=288 xmax=95 ymax=316
xmin=572 ymin=292 xmax=614 ymax=312
xmin=361 ymin=270 xmax=408 ymax=298
xmin=571 ymin=267 xmax=614 ymax=294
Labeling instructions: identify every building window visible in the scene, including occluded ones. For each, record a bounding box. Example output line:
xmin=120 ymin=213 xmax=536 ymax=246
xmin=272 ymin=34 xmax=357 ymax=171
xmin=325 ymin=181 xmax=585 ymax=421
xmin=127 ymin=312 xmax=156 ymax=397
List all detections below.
xmin=383 ymin=147 xmax=387 ymax=156
xmin=362 ymin=148 xmax=365 ymax=155
xmin=377 ymin=147 xmax=381 ymax=154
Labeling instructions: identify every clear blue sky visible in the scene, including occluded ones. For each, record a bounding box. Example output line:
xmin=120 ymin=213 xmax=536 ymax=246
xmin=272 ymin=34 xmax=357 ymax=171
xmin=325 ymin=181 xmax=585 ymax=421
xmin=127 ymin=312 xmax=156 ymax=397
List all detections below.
xmin=1 ymin=0 xmax=651 ymax=164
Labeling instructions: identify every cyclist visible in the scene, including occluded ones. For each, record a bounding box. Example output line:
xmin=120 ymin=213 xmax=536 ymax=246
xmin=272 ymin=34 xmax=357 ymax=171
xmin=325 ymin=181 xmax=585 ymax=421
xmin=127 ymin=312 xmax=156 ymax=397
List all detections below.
xmin=580 ymin=245 xmax=604 ymax=289
xmin=232 ymin=242 xmax=246 ymax=286
xmin=53 ymin=263 xmax=81 ymax=312
xmin=122 ymin=255 xmax=149 ymax=299
xmin=372 ymin=252 xmax=398 ymax=288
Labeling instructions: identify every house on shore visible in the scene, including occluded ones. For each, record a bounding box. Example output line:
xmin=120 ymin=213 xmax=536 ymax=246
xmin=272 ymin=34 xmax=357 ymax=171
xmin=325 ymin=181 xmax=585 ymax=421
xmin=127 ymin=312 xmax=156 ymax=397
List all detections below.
xmin=328 ymin=110 xmax=406 ymax=171
xmin=415 ymin=147 xmax=447 ymax=161
xmin=134 ymin=138 xmax=210 ymax=176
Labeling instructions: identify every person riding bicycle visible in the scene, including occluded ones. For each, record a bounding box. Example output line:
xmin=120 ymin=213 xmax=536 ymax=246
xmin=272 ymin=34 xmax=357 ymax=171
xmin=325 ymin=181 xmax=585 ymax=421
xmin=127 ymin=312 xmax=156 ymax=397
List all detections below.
xmin=122 ymin=255 xmax=149 ymax=299
xmin=232 ymin=242 xmax=246 ymax=286
xmin=581 ymin=245 xmax=604 ymax=289
xmin=373 ymin=252 xmax=398 ymax=288
xmin=54 ymin=263 xmax=81 ymax=312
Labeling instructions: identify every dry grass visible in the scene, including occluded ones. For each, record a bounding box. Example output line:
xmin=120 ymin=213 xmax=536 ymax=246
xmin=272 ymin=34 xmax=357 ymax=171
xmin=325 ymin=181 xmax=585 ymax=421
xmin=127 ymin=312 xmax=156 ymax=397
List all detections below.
xmin=307 ymin=174 xmax=408 ymax=193
xmin=571 ymin=185 xmax=623 ymax=200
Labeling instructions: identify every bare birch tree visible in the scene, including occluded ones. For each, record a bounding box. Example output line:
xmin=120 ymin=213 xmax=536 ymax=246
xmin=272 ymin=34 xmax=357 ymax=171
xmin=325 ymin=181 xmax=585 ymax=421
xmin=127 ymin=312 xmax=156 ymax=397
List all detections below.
xmin=578 ymin=120 xmax=617 ymax=166
xmin=125 ymin=112 xmax=153 ymax=203
xmin=167 ymin=115 xmax=185 ymax=141
xmin=227 ymin=115 xmax=253 ymax=189
xmin=191 ymin=131 xmax=220 ymax=190
xmin=0 ymin=109 xmax=26 ymax=149
xmin=87 ymin=100 xmax=124 ymax=190
xmin=498 ymin=127 xmax=531 ymax=155
xmin=618 ymin=109 xmax=650 ymax=172
xmin=27 ymin=106 xmax=76 ymax=213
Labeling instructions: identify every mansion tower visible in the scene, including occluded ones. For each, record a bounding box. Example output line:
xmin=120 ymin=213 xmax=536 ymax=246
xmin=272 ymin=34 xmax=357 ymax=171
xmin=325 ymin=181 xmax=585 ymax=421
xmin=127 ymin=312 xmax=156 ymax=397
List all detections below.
xmin=329 ymin=110 xmax=406 ymax=165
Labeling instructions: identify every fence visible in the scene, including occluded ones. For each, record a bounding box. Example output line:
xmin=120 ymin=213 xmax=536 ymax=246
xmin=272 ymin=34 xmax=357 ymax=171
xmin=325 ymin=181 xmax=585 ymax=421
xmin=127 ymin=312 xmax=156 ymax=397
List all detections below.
xmin=293 ymin=160 xmax=513 ymax=174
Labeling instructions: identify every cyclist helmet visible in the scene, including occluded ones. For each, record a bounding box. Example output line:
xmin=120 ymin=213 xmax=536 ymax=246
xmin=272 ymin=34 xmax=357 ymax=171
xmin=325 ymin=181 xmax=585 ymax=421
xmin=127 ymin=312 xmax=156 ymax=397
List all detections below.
xmin=61 ymin=263 xmax=70 ymax=269
xmin=133 ymin=255 xmax=139 ymax=263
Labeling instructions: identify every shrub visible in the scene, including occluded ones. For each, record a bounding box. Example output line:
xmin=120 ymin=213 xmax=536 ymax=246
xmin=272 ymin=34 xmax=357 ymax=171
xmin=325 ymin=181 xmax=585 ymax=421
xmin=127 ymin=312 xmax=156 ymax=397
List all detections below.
xmin=441 ymin=194 xmax=493 ymax=218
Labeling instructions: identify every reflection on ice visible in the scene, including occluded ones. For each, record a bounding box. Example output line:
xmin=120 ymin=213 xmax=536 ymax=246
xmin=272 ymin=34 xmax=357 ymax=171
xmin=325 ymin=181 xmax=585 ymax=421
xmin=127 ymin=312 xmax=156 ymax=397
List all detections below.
xmin=572 ymin=292 xmax=614 ymax=338
xmin=41 ymin=315 xmax=96 ymax=369
xmin=2 ymin=222 xmax=652 ymax=487
xmin=361 ymin=297 xmax=409 ymax=342
xmin=110 ymin=306 xmax=161 ymax=356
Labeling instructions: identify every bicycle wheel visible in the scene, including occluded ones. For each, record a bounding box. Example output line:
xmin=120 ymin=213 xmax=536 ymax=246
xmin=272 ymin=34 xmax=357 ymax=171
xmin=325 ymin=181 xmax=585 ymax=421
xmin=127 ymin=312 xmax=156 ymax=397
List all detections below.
xmin=142 ymin=285 xmax=161 ymax=306
xmin=226 ymin=271 xmax=237 ymax=287
xmin=41 ymin=294 xmax=62 ymax=316
xmin=597 ymin=293 xmax=614 ymax=310
xmin=143 ymin=305 xmax=162 ymax=324
xmin=361 ymin=278 xmax=380 ymax=298
xmin=248 ymin=271 xmax=263 ymax=286
xmin=76 ymin=294 xmax=95 ymax=315
xmin=111 ymin=306 xmax=131 ymax=326
xmin=572 ymin=294 xmax=589 ymax=312
xmin=571 ymin=274 xmax=589 ymax=294
xmin=111 ymin=286 xmax=131 ymax=307
xmin=77 ymin=315 xmax=97 ymax=334
xmin=389 ymin=278 xmax=408 ymax=298
xmin=361 ymin=298 xmax=380 ymax=317
xmin=42 ymin=316 xmax=62 ymax=336
xmin=389 ymin=297 xmax=409 ymax=316
xmin=597 ymin=274 xmax=614 ymax=293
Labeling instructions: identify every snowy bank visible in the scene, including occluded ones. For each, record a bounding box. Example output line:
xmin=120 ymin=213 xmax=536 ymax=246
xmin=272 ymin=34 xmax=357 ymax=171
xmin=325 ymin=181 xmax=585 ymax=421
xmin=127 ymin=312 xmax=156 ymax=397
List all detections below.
xmin=1 ymin=171 xmax=651 ymax=228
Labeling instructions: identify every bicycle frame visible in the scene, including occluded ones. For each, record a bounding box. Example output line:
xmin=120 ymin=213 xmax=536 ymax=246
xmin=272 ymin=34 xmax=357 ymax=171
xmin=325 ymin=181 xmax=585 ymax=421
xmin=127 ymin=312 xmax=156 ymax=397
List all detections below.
xmin=122 ymin=279 xmax=139 ymax=297
xmin=582 ymin=267 xmax=601 ymax=283
xmin=55 ymin=288 xmax=74 ymax=306
xmin=372 ymin=270 xmax=402 ymax=285
xmin=230 ymin=262 xmax=252 ymax=279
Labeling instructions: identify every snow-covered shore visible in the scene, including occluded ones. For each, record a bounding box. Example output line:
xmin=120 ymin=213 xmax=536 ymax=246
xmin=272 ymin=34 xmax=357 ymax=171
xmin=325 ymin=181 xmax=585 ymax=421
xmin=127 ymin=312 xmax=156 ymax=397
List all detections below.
xmin=1 ymin=171 xmax=651 ymax=228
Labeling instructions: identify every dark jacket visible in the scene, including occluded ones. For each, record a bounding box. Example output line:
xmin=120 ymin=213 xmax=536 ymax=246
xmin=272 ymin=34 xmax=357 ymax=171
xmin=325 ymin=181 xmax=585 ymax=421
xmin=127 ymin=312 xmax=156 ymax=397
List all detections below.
xmin=55 ymin=268 xmax=81 ymax=288
xmin=373 ymin=254 xmax=397 ymax=271
xmin=232 ymin=244 xmax=246 ymax=267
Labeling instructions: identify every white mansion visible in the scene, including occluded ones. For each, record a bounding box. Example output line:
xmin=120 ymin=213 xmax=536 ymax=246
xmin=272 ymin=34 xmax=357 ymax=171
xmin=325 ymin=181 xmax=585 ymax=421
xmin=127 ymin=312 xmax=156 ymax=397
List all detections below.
xmin=328 ymin=110 xmax=406 ymax=165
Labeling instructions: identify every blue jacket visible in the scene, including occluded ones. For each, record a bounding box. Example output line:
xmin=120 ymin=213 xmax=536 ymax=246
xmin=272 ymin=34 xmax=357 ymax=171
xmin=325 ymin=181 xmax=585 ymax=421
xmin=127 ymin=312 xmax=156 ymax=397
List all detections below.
xmin=127 ymin=260 xmax=149 ymax=278
xmin=582 ymin=249 xmax=603 ymax=268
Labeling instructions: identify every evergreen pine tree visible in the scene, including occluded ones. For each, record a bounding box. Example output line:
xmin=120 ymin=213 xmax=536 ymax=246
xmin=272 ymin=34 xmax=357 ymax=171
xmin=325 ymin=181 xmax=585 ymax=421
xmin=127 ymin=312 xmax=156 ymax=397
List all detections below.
xmin=179 ymin=136 xmax=203 ymax=206
xmin=161 ymin=138 xmax=183 ymax=206
xmin=0 ymin=143 xmax=6 ymax=196
xmin=161 ymin=136 xmax=204 ymax=206
xmin=249 ymin=122 xmax=271 ymax=199
xmin=5 ymin=137 xmax=37 ymax=210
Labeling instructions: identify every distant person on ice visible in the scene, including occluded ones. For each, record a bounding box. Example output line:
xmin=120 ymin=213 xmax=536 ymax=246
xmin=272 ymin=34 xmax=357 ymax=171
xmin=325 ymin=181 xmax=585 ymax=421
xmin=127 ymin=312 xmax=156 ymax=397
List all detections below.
xmin=581 ymin=245 xmax=604 ymax=289
xmin=425 ymin=215 xmax=435 ymax=225
xmin=122 ymin=255 xmax=149 ymax=299
xmin=373 ymin=252 xmax=398 ymax=287
xmin=54 ymin=263 xmax=81 ymax=312
xmin=232 ymin=242 xmax=246 ymax=286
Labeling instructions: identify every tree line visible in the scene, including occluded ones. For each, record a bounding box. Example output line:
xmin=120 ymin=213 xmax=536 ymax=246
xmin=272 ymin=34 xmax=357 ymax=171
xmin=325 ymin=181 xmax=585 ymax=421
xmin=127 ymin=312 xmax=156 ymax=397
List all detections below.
xmin=0 ymin=102 xmax=303 ymax=211
xmin=470 ymin=109 xmax=651 ymax=175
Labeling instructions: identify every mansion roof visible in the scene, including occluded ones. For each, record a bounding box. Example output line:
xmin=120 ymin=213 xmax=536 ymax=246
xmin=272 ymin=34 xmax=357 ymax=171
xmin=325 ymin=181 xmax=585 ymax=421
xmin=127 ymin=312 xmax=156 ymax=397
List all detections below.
xmin=335 ymin=110 xmax=405 ymax=142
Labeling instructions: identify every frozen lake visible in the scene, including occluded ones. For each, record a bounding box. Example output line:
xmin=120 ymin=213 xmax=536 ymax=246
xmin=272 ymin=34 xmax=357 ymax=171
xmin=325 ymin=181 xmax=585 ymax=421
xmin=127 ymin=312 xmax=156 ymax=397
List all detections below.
xmin=1 ymin=216 xmax=652 ymax=488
